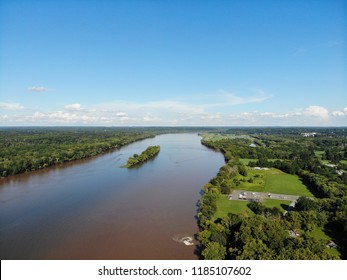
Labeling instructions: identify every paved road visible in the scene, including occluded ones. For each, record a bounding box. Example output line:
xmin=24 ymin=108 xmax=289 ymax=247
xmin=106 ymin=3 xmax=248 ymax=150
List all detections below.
xmin=228 ymin=190 xmax=299 ymax=202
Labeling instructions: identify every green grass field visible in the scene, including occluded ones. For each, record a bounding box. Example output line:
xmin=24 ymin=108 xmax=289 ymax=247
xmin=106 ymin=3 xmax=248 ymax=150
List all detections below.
xmin=307 ymin=227 xmax=341 ymax=258
xmin=234 ymin=168 xmax=313 ymax=196
xmin=214 ymin=196 xmax=292 ymax=218
xmin=314 ymin=151 xmax=324 ymax=158
xmin=264 ymin=172 xmax=313 ymax=196
xmin=239 ymin=158 xmax=256 ymax=165
xmin=263 ymin=199 xmax=291 ymax=213
xmin=308 ymin=227 xmax=330 ymax=240
xmin=214 ymin=196 xmax=254 ymax=218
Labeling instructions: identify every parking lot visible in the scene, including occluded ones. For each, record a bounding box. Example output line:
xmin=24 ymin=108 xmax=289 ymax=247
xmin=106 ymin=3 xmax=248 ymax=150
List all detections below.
xmin=228 ymin=190 xmax=299 ymax=202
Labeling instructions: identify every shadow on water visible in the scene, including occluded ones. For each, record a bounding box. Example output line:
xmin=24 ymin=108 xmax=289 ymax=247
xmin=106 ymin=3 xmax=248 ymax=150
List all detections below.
xmin=193 ymin=194 xmax=203 ymax=259
xmin=193 ymin=233 xmax=204 ymax=260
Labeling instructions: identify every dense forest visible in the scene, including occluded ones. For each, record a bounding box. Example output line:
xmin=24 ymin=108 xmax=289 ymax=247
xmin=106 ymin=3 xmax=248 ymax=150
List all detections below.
xmin=198 ymin=128 xmax=347 ymax=260
xmin=123 ymin=145 xmax=160 ymax=168
xmin=0 ymin=127 xmax=213 ymax=177
xmin=0 ymin=127 xmax=156 ymax=177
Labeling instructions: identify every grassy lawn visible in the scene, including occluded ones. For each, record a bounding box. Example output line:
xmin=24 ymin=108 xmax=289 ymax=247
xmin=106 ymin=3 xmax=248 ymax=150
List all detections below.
xmin=314 ymin=151 xmax=324 ymax=158
xmin=264 ymin=171 xmax=313 ymax=196
xmin=214 ymin=196 xmax=254 ymax=218
xmin=308 ymin=227 xmax=330 ymax=240
xmin=263 ymin=199 xmax=291 ymax=213
xmin=307 ymin=227 xmax=341 ymax=258
xmin=234 ymin=168 xmax=314 ymax=197
xmin=239 ymin=158 xmax=256 ymax=165
xmin=214 ymin=196 xmax=292 ymax=218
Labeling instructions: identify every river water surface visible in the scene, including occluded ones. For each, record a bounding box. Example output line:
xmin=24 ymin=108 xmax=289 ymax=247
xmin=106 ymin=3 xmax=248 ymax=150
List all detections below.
xmin=0 ymin=133 xmax=224 ymax=259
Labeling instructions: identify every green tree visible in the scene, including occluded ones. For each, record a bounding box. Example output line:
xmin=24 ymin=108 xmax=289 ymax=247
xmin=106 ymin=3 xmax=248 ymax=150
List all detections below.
xmin=236 ymin=239 xmax=275 ymax=260
xmin=295 ymin=197 xmax=318 ymax=211
xmin=202 ymin=242 xmax=226 ymax=260
xmin=238 ymin=165 xmax=248 ymax=176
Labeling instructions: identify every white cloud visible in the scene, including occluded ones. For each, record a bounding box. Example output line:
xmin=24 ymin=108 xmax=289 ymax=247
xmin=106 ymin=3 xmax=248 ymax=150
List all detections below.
xmin=143 ymin=113 xmax=161 ymax=122
xmin=332 ymin=107 xmax=347 ymax=117
xmin=115 ymin=112 xmax=130 ymax=122
xmin=92 ymin=90 xmax=271 ymax=121
xmin=22 ymin=111 xmax=97 ymax=124
xmin=116 ymin=112 xmax=128 ymax=117
xmin=260 ymin=112 xmax=275 ymax=117
xmin=94 ymin=100 xmax=206 ymax=117
xmin=0 ymin=102 xmax=24 ymax=110
xmin=64 ymin=103 xmax=82 ymax=111
xmin=27 ymin=86 xmax=49 ymax=92
xmin=304 ymin=106 xmax=330 ymax=122
xmin=193 ymin=90 xmax=272 ymax=108
xmin=221 ymin=92 xmax=271 ymax=106
xmin=240 ymin=112 xmax=254 ymax=119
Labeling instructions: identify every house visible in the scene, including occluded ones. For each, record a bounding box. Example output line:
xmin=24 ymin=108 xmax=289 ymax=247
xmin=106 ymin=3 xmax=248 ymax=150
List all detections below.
xmin=253 ymin=167 xmax=269 ymax=170
xmin=326 ymin=240 xmax=337 ymax=248
xmin=336 ymin=170 xmax=344 ymax=176
xmin=289 ymin=230 xmax=300 ymax=238
xmin=301 ymin=132 xmax=317 ymax=137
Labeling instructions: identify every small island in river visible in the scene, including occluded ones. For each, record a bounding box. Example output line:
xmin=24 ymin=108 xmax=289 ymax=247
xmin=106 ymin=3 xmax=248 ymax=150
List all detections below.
xmin=123 ymin=145 xmax=160 ymax=168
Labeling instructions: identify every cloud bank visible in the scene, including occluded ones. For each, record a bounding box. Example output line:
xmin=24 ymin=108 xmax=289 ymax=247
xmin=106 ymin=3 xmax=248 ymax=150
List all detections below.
xmin=1 ymin=99 xmax=345 ymax=126
xmin=0 ymin=102 xmax=24 ymax=110
xmin=64 ymin=103 xmax=83 ymax=111
xmin=1 ymin=90 xmax=346 ymax=125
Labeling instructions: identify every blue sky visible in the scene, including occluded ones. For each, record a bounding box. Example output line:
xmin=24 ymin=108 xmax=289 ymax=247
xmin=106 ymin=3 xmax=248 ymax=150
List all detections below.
xmin=0 ymin=0 xmax=346 ymax=126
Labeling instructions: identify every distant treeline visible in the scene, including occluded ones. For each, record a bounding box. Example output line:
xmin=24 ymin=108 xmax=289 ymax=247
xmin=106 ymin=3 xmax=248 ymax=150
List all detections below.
xmin=1 ymin=126 xmax=346 ymax=178
xmin=123 ymin=145 xmax=160 ymax=168
xmin=0 ymin=127 xmax=160 ymax=177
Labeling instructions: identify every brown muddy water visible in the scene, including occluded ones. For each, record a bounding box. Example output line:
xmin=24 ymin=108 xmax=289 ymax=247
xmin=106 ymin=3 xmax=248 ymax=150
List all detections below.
xmin=0 ymin=134 xmax=224 ymax=259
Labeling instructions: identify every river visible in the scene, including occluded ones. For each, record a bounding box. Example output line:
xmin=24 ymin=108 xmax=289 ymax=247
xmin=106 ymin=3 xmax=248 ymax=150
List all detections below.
xmin=0 ymin=133 xmax=224 ymax=259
